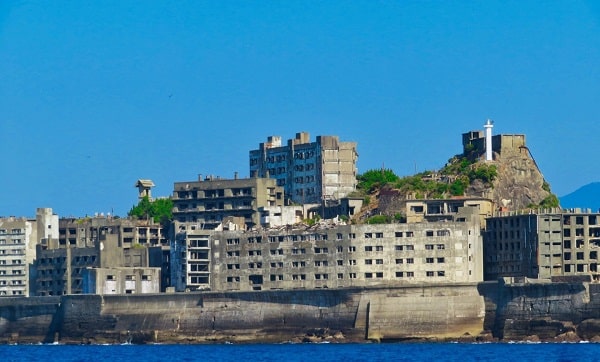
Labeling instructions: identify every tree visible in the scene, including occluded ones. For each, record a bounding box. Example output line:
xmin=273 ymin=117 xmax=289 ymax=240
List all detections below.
xmin=129 ymin=197 xmax=173 ymax=227
xmin=357 ymin=169 xmax=400 ymax=193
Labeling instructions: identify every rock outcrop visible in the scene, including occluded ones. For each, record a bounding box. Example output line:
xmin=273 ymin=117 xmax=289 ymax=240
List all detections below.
xmin=476 ymin=146 xmax=551 ymax=211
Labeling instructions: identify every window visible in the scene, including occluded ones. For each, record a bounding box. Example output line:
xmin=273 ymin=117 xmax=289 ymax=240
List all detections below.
xmin=437 ymin=244 xmax=445 ymax=250
xmin=406 ymin=258 xmax=414 ymax=264
xmin=426 ymin=271 xmax=435 ymax=277
xmin=375 ymin=245 xmax=383 ymax=251
xmin=364 ymin=246 xmax=373 ymax=252
xmin=406 ymin=245 xmax=414 ymax=251
xmin=437 ymin=271 xmax=445 ymax=277
xmin=395 ymin=232 xmax=403 ymax=237
xmin=395 ymin=245 xmax=403 ymax=251
xmin=437 ymin=257 xmax=445 ymax=263
xmin=395 ymin=272 xmax=404 ymax=278
xmin=426 ymin=258 xmax=434 ymax=264
xmin=395 ymin=258 xmax=403 ymax=264
xmin=348 ymin=246 xmax=356 ymax=252
xmin=376 ymin=259 xmax=383 ymax=264
xmin=365 ymin=272 xmax=373 ymax=279
xmin=365 ymin=259 xmax=373 ymax=265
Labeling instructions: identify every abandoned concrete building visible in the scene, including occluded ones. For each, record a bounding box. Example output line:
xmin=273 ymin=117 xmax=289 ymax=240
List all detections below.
xmin=462 ymin=130 xmax=526 ymax=160
xmin=405 ymin=197 xmax=494 ymax=226
xmin=0 ymin=208 xmax=57 ymax=297
xmin=172 ymin=175 xmax=285 ymax=230
xmin=34 ymin=215 xmax=167 ymax=296
xmin=83 ymin=267 xmax=161 ymax=295
xmin=170 ymin=206 xmax=482 ymax=292
xmin=249 ymin=132 xmax=358 ymax=204
xmin=484 ymin=209 xmax=600 ymax=281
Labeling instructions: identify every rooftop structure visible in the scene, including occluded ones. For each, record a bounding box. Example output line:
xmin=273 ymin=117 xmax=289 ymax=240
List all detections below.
xmin=135 ymin=179 xmax=155 ymax=200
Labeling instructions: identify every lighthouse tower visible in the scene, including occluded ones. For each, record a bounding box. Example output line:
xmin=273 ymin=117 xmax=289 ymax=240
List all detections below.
xmin=484 ymin=119 xmax=493 ymax=161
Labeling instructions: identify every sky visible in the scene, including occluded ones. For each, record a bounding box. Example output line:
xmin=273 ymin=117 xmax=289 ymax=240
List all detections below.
xmin=1 ymin=1 xmax=600 ymax=218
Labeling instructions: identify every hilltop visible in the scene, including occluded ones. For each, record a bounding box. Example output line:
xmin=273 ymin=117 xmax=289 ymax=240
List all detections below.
xmin=352 ymin=131 xmax=558 ymax=221
xmin=560 ymin=182 xmax=600 ymax=211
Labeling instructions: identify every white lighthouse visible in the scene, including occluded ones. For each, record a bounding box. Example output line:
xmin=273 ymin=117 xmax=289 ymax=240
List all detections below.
xmin=484 ymin=119 xmax=493 ymax=161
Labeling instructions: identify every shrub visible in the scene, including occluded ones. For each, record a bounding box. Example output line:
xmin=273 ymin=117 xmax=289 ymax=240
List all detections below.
xmin=366 ymin=215 xmax=391 ymax=224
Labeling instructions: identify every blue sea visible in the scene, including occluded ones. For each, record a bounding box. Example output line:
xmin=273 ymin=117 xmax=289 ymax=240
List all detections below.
xmin=0 ymin=342 xmax=596 ymax=362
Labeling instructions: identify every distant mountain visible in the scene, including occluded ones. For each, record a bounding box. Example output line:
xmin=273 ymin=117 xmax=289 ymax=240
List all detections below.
xmin=560 ymin=182 xmax=600 ymax=211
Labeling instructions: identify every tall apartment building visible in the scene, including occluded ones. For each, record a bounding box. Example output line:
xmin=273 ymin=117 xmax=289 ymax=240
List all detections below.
xmin=484 ymin=209 xmax=600 ymax=281
xmin=34 ymin=216 xmax=167 ymax=296
xmin=172 ymin=175 xmax=284 ymax=230
xmin=0 ymin=208 xmax=57 ymax=297
xmin=171 ymin=207 xmax=482 ymax=292
xmin=249 ymin=132 xmax=358 ymax=204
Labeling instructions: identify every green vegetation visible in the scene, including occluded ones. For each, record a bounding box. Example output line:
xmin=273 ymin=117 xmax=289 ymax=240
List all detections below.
xmin=356 ymin=169 xmax=399 ymax=194
xmin=539 ymin=194 xmax=560 ymax=208
xmin=366 ymin=215 xmax=391 ymax=224
xmin=128 ymin=196 xmax=173 ymax=227
xmin=542 ymin=180 xmax=551 ymax=192
xmin=467 ymin=163 xmax=497 ymax=184
xmin=305 ymin=215 xmax=321 ymax=226
xmin=355 ymin=155 xmax=498 ymax=202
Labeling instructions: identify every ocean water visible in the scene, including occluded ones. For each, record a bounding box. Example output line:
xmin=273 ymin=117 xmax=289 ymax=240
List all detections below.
xmin=0 ymin=342 xmax=595 ymax=362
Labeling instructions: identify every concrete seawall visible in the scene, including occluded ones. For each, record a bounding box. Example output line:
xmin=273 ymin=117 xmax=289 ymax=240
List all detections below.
xmin=6 ymin=281 xmax=600 ymax=344
xmin=0 ymin=284 xmax=485 ymax=344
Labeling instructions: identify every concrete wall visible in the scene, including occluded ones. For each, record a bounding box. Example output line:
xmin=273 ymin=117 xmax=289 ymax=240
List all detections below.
xmin=7 ymin=281 xmax=600 ymax=344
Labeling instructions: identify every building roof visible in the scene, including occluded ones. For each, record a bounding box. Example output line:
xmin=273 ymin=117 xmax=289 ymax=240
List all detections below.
xmin=135 ymin=179 xmax=155 ymax=188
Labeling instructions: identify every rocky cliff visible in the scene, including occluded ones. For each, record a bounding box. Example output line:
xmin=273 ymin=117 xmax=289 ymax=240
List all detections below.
xmin=472 ymin=146 xmax=552 ymax=211
xmin=375 ymin=137 xmax=554 ymax=216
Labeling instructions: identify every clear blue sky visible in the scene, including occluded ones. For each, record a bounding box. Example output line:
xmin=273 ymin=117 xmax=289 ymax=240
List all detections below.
xmin=2 ymin=1 xmax=600 ymax=218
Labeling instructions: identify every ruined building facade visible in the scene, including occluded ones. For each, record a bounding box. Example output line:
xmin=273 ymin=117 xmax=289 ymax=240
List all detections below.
xmin=484 ymin=209 xmax=600 ymax=281
xmin=249 ymin=132 xmax=358 ymax=204
xmin=172 ymin=176 xmax=284 ymax=230
xmin=0 ymin=208 xmax=57 ymax=297
xmin=34 ymin=216 xmax=167 ymax=296
xmin=171 ymin=207 xmax=483 ymax=292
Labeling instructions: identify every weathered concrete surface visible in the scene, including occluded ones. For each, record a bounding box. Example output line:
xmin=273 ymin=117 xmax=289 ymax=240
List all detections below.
xmin=362 ymin=284 xmax=485 ymax=340
xmin=0 ymin=284 xmax=486 ymax=344
xmin=8 ymin=281 xmax=600 ymax=344
xmin=477 ymin=280 xmax=600 ymax=341
xmin=0 ymin=296 xmax=61 ymax=344
xmin=56 ymin=285 xmax=485 ymax=343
